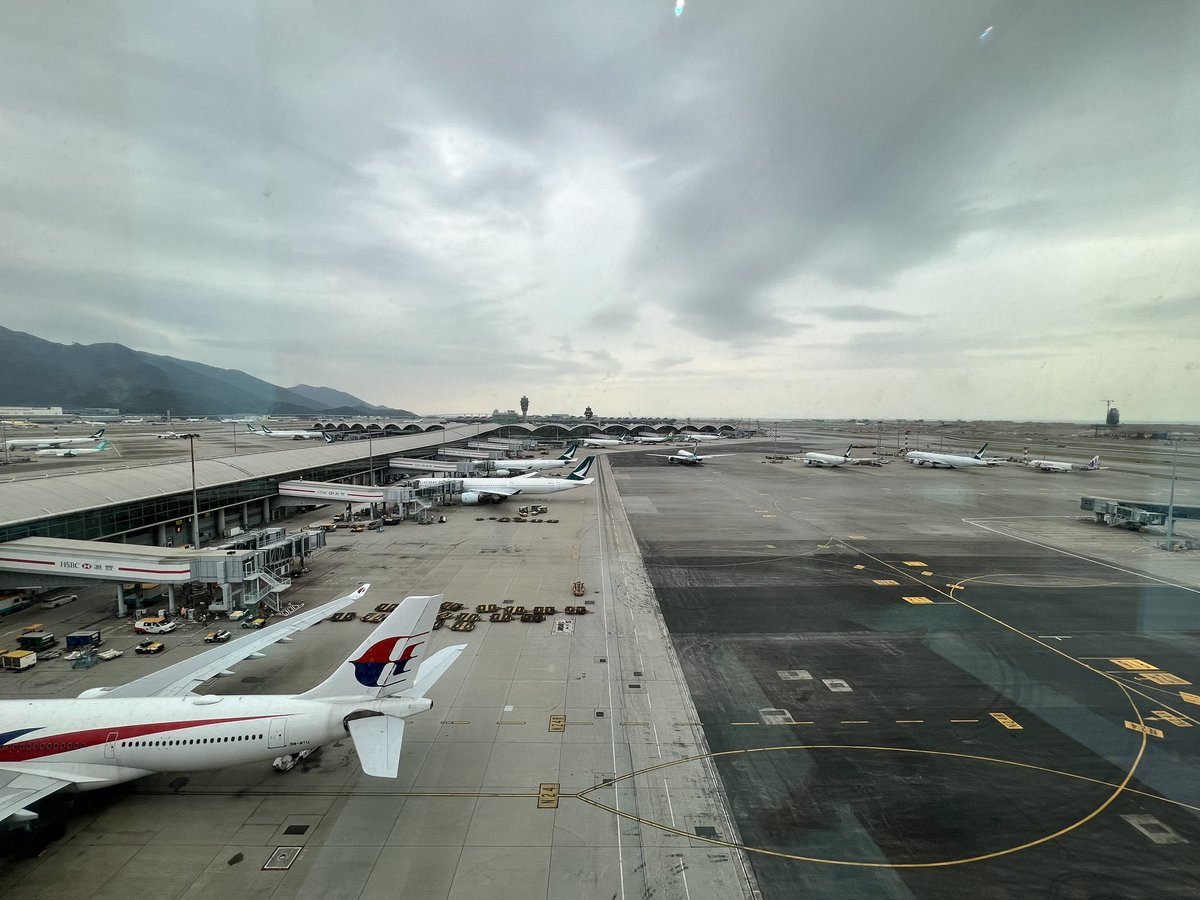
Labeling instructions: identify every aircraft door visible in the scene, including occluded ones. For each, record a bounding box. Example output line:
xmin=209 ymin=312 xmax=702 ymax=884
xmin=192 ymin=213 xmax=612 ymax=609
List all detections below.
xmin=104 ymin=731 xmax=119 ymax=759
xmin=268 ymin=717 xmax=288 ymax=749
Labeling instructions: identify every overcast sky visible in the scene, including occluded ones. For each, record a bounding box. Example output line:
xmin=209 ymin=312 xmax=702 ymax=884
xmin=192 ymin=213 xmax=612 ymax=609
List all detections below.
xmin=2 ymin=2 xmax=1197 ymax=421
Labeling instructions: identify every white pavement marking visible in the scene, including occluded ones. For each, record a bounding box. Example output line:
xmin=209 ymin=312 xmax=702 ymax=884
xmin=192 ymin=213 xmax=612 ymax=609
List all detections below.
xmin=663 ymin=780 xmax=693 ymax=900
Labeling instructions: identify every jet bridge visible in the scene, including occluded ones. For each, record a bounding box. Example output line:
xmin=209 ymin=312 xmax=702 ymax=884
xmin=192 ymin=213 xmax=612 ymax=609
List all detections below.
xmin=0 ymin=533 xmax=325 ymax=617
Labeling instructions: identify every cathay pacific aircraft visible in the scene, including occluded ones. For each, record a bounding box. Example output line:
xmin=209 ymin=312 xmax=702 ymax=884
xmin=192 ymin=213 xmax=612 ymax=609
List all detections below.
xmin=905 ymin=443 xmax=996 ymax=468
xmin=4 ymin=428 xmax=104 ymax=451
xmin=414 ymin=456 xmax=595 ymax=504
xmin=0 ymin=585 xmax=464 ymax=831
xmin=35 ymin=440 xmax=112 ymax=457
xmin=491 ymin=444 xmax=579 ymax=474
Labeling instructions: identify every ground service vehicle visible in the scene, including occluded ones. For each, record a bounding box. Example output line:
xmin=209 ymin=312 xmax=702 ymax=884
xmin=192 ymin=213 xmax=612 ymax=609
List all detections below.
xmin=17 ymin=632 xmax=56 ymax=651
xmin=65 ymin=630 xmax=103 ymax=651
xmin=133 ymin=618 xmax=178 ymax=634
xmin=1 ymin=650 xmax=37 ymax=672
xmin=203 ymin=629 xmax=232 ymax=643
xmin=135 ymin=640 xmax=165 ymax=655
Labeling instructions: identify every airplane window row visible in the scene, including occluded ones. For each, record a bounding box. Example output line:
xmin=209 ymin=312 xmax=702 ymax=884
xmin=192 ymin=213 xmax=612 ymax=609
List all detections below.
xmin=120 ymin=734 xmax=264 ymax=747
xmin=26 ymin=742 xmax=86 ymax=751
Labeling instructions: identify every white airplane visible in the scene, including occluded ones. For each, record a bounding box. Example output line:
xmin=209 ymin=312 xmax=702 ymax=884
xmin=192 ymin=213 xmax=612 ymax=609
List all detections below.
xmin=677 ymin=432 xmax=723 ymax=443
xmin=0 ymin=584 xmax=466 ymax=830
xmin=249 ymin=424 xmax=328 ymax=441
xmin=35 ymin=440 xmax=112 ymax=458
xmin=491 ymin=444 xmax=579 ymax=474
xmin=800 ymin=445 xmax=858 ymax=467
xmin=905 ymin=443 xmax=995 ymax=468
xmin=3 ymin=428 xmax=105 ymax=451
xmin=1026 ymin=454 xmax=1102 ymax=473
xmin=580 ymin=436 xmax=629 ymax=448
xmin=649 ymin=444 xmax=732 ymax=466
xmin=629 ymin=434 xmax=674 ymax=444
xmin=414 ymin=456 xmax=596 ymax=504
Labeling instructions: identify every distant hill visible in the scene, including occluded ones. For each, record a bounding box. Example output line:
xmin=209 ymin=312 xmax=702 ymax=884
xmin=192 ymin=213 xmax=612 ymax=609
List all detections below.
xmin=288 ymin=384 xmax=393 ymax=413
xmin=0 ymin=326 xmax=416 ymax=417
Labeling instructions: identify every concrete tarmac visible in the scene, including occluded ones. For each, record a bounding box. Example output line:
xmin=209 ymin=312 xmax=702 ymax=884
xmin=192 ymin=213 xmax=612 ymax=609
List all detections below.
xmin=5 ymin=426 xmax=1200 ymax=898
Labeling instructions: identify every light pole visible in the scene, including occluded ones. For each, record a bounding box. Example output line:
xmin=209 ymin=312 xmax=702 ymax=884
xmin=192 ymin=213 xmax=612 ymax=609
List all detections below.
xmin=368 ymin=434 xmax=374 ymax=486
xmin=188 ymin=434 xmax=200 ymax=549
xmin=1 ymin=417 xmax=8 ymax=465
xmin=1165 ymin=434 xmax=1178 ymax=552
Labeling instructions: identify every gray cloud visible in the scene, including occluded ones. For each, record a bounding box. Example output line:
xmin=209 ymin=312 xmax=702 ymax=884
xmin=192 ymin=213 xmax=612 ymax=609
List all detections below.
xmin=0 ymin=2 xmax=1196 ymax=419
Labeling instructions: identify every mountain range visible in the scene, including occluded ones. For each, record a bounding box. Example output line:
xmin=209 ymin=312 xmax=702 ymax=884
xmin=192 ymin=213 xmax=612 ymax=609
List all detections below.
xmin=0 ymin=327 xmax=414 ymax=417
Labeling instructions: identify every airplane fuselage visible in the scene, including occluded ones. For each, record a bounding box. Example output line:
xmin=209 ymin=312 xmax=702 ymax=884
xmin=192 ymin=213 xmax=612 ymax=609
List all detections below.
xmin=415 ymin=475 xmax=588 ymax=497
xmin=581 ymin=438 xmax=626 ymax=448
xmin=0 ymin=693 xmax=426 ymax=789
xmin=906 ymin=452 xmax=989 ymax=468
xmin=803 ymin=453 xmax=851 ymax=467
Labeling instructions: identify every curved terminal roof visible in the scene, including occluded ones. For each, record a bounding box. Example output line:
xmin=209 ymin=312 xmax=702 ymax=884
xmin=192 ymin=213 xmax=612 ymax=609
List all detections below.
xmin=0 ymin=423 xmax=495 ymax=528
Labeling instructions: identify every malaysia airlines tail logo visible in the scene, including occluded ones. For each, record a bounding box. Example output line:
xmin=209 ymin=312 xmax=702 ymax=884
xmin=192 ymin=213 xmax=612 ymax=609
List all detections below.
xmin=350 ymin=634 xmax=426 ymax=688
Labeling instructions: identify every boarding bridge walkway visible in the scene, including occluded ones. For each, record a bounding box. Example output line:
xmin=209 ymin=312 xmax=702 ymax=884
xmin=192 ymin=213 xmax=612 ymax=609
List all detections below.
xmin=0 ymin=533 xmax=324 ymax=616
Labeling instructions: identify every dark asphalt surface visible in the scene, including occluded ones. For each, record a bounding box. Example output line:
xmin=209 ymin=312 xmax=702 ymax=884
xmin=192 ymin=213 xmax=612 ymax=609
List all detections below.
xmin=611 ymin=446 xmax=1200 ymax=899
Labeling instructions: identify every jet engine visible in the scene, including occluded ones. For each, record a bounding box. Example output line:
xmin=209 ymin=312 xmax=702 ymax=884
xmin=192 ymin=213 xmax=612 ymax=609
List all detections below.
xmin=492 ymin=469 xmax=511 ymax=478
xmin=460 ymin=492 xmax=482 ymax=505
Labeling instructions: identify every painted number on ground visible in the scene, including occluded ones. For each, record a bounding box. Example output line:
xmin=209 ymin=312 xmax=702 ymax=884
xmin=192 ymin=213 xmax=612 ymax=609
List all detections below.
xmin=903 ymin=596 xmax=934 ymax=604
xmin=538 ymin=783 xmax=560 ymax=809
xmin=1139 ymin=672 xmax=1190 ymax=686
xmin=1180 ymin=691 xmax=1200 ymax=706
xmin=902 ymin=561 xmax=927 ymax=567
xmin=1149 ymin=710 xmax=1192 ymax=728
xmin=553 ymin=618 xmax=574 ymax=634
xmin=1109 ymin=658 xmax=1157 ymax=671
xmin=989 ymin=712 xmax=1023 ymax=730
xmin=548 ymin=715 xmax=566 ymax=733
xmin=1125 ymin=721 xmax=1164 ymax=738
xmin=873 ymin=579 xmax=899 ymax=586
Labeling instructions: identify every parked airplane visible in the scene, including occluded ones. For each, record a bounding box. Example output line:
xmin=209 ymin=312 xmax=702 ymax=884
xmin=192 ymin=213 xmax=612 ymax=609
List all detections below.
xmin=0 ymin=585 xmax=466 ymax=831
xmin=413 ymin=456 xmax=596 ymax=504
xmin=906 ymin=443 xmax=995 ymax=468
xmin=581 ymin=436 xmax=629 ymax=448
xmin=35 ymin=440 xmax=112 ymax=458
xmin=1026 ymin=454 xmax=1102 ymax=473
xmin=649 ymin=444 xmax=732 ymax=466
xmin=154 ymin=431 xmax=199 ymax=440
xmin=677 ymin=432 xmax=723 ymax=442
xmin=800 ymin=445 xmax=857 ymax=467
xmin=492 ymin=444 xmax=579 ymax=474
xmin=3 ymin=428 xmax=104 ymax=451
xmin=250 ymin=424 xmax=328 ymax=440
xmin=629 ymin=434 xmax=675 ymax=444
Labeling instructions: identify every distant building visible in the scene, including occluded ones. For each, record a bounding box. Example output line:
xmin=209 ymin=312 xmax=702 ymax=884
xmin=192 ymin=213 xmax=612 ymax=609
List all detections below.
xmin=1106 ymin=407 xmax=1120 ymax=426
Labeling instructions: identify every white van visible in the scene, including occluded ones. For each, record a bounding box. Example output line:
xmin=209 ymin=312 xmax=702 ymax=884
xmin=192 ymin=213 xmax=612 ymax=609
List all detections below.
xmin=41 ymin=594 xmax=78 ymax=609
xmin=133 ymin=617 xmax=178 ymax=634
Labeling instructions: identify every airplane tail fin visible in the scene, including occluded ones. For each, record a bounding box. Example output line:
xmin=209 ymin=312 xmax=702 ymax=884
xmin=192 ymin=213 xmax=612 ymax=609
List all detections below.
xmin=974 ymin=443 xmax=990 ymax=459
xmin=1084 ymin=456 xmax=1100 ymax=470
xmin=97 ymin=441 xmax=110 ymax=451
xmin=566 ymin=455 xmax=596 ymax=481
xmin=245 ymin=424 xmax=257 ymax=434
xmin=300 ymin=593 xmax=441 ymax=700
xmin=558 ymin=443 xmax=578 ymax=461
xmin=323 ymin=432 xmax=335 ymax=444
xmin=260 ymin=426 xmax=273 ymax=434
xmin=91 ymin=428 xmax=105 ymax=439
xmin=844 ymin=445 xmax=854 ymax=458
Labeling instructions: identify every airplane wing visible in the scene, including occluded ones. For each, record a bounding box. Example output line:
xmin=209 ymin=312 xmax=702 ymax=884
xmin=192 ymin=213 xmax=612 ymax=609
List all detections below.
xmin=0 ymin=771 xmax=76 ymax=825
xmin=476 ymin=486 xmax=522 ymax=497
xmin=94 ymin=584 xmax=371 ymax=699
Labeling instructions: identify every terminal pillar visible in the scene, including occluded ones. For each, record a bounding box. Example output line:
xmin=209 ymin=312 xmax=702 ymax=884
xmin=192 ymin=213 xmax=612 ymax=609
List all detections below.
xmin=215 ymin=508 xmax=226 ymax=537
xmin=115 ymin=583 xmax=127 ymax=618
xmin=155 ymin=523 xmax=167 ymax=546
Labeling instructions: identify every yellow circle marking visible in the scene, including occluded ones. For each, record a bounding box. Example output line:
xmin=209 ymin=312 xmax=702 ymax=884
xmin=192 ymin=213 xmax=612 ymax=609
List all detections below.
xmin=577 ymin=741 xmax=1155 ymax=868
